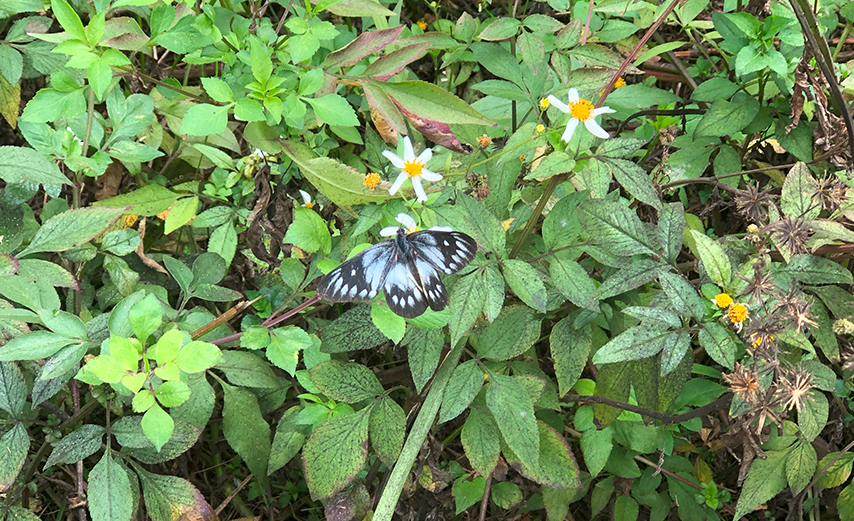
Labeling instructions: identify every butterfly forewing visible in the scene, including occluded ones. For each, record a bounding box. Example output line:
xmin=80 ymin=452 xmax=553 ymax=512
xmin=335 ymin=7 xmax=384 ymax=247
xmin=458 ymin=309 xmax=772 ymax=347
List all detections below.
xmin=408 ymin=231 xmax=477 ymax=275
xmin=316 ymin=242 xmax=396 ymax=302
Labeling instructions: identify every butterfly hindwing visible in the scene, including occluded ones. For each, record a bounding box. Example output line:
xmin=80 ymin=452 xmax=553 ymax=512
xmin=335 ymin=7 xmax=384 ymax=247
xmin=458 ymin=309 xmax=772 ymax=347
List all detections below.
xmin=383 ymin=259 xmax=429 ymax=318
xmin=407 ymin=230 xmax=477 ymax=275
xmin=413 ymin=257 xmax=449 ymax=312
xmin=316 ymin=242 xmax=396 ymax=302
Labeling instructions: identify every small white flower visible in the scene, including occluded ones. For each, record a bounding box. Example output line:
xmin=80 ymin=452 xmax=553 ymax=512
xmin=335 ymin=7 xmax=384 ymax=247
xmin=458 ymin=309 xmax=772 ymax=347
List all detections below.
xmin=546 ymin=88 xmax=616 ymax=143
xmin=380 ymin=213 xmax=452 ymax=237
xmin=299 ymin=190 xmax=314 ymax=209
xmin=252 ymin=148 xmax=267 ymax=158
xmin=382 ymin=136 xmax=443 ymax=202
xmin=66 ymin=126 xmax=83 ymax=146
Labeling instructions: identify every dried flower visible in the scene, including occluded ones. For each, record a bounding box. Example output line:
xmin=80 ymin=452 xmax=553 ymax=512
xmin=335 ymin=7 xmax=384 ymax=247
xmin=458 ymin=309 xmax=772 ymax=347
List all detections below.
xmin=776 ymin=367 xmax=813 ymax=412
xmin=364 ymin=172 xmax=381 ymax=190
xmin=814 ymin=175 xmax=846 ymax=213
xmin=712 ymin=293 xmax=733 ymax=308
xmin=766 ymin=216 xmax=811 ymax=255
xmin=724 ymin=364 xmax=761 ymax=403
xmin=382 ymin=136 xmax=443 ymax=202
xmin=734 ymin=184 xmax=775 ymax=223
xmin=546 ymin=88 xmax=616 ymax=142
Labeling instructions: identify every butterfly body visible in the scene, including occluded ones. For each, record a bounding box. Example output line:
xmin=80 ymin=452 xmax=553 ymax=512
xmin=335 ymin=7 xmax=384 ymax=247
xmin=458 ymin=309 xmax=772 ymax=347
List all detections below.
xmin=317 ymin=228 xmax=477 ymax=318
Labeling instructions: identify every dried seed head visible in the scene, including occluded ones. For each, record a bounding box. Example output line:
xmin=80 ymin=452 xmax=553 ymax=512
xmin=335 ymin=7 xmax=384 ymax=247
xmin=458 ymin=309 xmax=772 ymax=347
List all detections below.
xmin=724 ymin=364 xmax=761 ymax=403
xmin=776 ymin=367 xmax=814 ymax=412
xmin=766 ymin=217 xmax=811 ymax=255
xmin=735 ymin=184 xmax=776 ymax=224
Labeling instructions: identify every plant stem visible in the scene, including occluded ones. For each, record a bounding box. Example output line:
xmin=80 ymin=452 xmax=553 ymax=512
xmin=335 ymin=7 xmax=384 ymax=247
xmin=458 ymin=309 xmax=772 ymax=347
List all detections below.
xmin=509 ymin=174 xmax=563 ymax=259
xmin=373 ymin=341 xmax=464 ymax=521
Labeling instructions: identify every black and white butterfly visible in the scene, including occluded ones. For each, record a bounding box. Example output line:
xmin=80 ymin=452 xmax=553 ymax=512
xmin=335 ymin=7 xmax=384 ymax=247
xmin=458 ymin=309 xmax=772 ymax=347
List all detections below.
xmin=316 ymin=213 xmax=478 ymax=318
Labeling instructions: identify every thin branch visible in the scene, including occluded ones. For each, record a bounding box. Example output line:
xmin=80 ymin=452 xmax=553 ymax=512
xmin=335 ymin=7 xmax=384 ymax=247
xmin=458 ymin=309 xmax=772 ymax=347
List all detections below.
xmin=565 ymin=393 xmax=732 ymax=425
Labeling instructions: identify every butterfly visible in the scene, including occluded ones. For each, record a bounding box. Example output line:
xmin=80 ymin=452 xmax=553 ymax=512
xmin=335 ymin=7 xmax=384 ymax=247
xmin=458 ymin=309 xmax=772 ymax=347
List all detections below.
xmin=316 ymin=214 xmax=478 ymax=318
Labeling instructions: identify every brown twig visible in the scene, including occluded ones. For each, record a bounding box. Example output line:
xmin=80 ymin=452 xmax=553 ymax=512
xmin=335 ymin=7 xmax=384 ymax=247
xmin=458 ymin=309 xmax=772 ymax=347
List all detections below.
xmin=566 ymin=393 xmax=732 ymax=425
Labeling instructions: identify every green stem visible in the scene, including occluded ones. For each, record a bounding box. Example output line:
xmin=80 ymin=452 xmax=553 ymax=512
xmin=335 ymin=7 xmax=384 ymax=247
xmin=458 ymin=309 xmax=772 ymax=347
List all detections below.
xmin=509 ymin=174 xmax=563 ymax=259
xmin=373 ymin=341 xmax=465 ymax=521
xmin=833 ymin=21 xmax=852 ymax=62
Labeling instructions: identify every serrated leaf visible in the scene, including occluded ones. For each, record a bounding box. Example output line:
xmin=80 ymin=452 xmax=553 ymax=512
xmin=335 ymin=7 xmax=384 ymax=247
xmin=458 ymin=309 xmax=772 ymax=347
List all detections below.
xmin=19 ymin=206 xmax=126 ymax=258
xmin=690 ymin=231 xmax=732 ymax=287
xmin=0 ymin=361 xmax=26 ymax=417
xmin=550 ymin=319 xmax=591 ymax=397
xmin=448 ymin=272 xmax=485 ymax=348
xmin=786 ymin=441 xmax=817 ymax=494
xmin=369 ymin=396 xmax=405 ymax=466
xmin=303 ymin=409 xmax=370 ymax=499
xmin=478 ymin=305 xmax=541 ymax=361
xmin=135 ymin=466 xmax=214 ymax=520
xmin=221 ymin=383 xmax=271 ymax=485
xmin=487 ymin=374 xmax=539 ymax=470
xmin=45 ymin=424 xmax=105 ymax=469
xmin=578 ymin=200 xmax=656 ymax=257
xmin=309 ymin=360 xmax=383 ymax=403
xmin=179 ymin=103 xmax=230 ymax=136
xmin=593 ymin=326 xmax=672 ymax=365
xmin=502 ymin=260 xmax=547 ymax=313
xmin=461 ymin=406 xmax=500 ymax=477
xmin=734 ymin=448 xmax=790 ymax=519
xmin=785 ymin=254 xmax=853 ymax=285
xmin=88 ymin=452 xmax=133 ymax=521
xmin=439 ymin=360 xmax=483 ymax=423
xmin=320 ymin=305 xmax=387 ymax=353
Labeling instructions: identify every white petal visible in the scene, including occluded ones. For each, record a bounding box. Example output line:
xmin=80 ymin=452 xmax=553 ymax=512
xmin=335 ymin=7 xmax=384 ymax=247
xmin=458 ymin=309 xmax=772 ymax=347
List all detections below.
xmin=593 ymin=106 xmax=616 ymax=115
xmin=547 ymin=95 xmax=570 ymax=113
xmin=380 ymin=226 xmax=401 ymax=236
xmin=388 ymin=172 xmax=408 ymax=195
xmin=396 ymin=213 xmax=417 ymax=231
xmin=568 ymin=88 xmax=579 ymax=102
xmin=299 ymin=190 xmax=311 ymax=205
xmin=419 ymin=168 xmax=443 ymax=182
xmin=403 ymin=136 xmax=415 ymax=161
xmin=561 ymin=118 xmax=579 ymax=143
xmin=584 ymin=119 xmax=610 ymax=139
xmin=382 ymin=150 xmax=406 ymax=169
xmin=416 ymin=147 xmax=432 ymax=164
xmin=412 ymin=177 xmax=428 ymax=202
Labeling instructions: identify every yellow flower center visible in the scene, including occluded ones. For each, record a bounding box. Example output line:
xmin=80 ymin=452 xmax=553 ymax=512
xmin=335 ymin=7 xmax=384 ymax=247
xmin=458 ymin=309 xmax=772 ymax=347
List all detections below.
xmin=727 ymin=303 xmax=749 ymax=324
xmin=303 ymin=202 xmax=314 ymax=209
xmin=713 ymin=293 xmax=733 ymax=308
xmin=569 ymin=98 xmax=595 ymax=121
xmin=536 ymin=124 xmax=545 ymax=133
xmin=615 ymin=77 xmax=626 ymax=89
xmin=540 ymin=98 xmax=550 ymax=109
xmin=403 ymin=160 xmax=423 ymax=177
xmin=364 ymin=172 xmax=381 ymax=190
xmin=416 ymin=20 xmax=427 ymax=30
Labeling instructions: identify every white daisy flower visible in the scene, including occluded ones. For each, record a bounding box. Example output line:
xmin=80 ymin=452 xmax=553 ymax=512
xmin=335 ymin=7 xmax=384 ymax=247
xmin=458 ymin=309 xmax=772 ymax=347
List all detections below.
xmin=299 ymin=190 xmax=314 ymax=209
xmin=546 ymin=88 xmax=616 ymax=143
xmin=382 ymin=136 xmax=443 ymax=202
xmin=380 ymin=213 xmax=452 ymax=237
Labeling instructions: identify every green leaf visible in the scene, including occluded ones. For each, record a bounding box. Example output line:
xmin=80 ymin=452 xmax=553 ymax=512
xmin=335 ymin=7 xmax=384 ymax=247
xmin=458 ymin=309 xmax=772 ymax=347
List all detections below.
xmin=369 ymin=396 xmax=405 ymax=466
xmin=447 ymin=272 xmax=486 ymax=348
xmin=603 ymin=158 xmax=663 ymax=210
xmin=141 ymin=403 xmax=174 ymax=452
xmin=593 ymin=326 xmax=672 ymax=365
xmin=222 ymin=383 xmax=271 ymax=485
xmin=657 ymin=203 xmax=684 ymax=263
xmin=692 ymin=76 xmax=739 ymax=102
xmin=303 ymin=409 xmax=370 ymax=499
xmin=614 ymin=495 xmax=639 ymax=521
xmin=549 ymin=252 xmax=598 ymax=311
xmin=155 ymin=380 xmax=191 ymax=408
xmin=284 ymin=206 xmax=331 ymax=255
xmin=268 ymin=407 xmax=309 ymax=475
xmin=87 ymin=60 xmax=112 ymax=100
xmin=265 ymin=327 xmax=311 ymax=376
xmin=304 ymin=94 xmax=359 ymax=127
xmin=786 ymin=441 xmax=817 ymax=494
xmin=249 ymin=37 xmax=272 ymax=83
xmin=478 ymin=305 xmax=541 ymax=361
xmin=439 ymin=360 xmax=484 ymax=423
xmin=128 ymin=294 xmax=161 ymax=343
xmin=734 ymin=448 xmax=790 ymax=519
xmin=88 ymin=452 xmax=133 ymax=521
xmin=694 ymin=93 xmax=759 ymax=138
xmin=698 ymin=322 xmax=736 ymax=370
xmin=0 ymin=362 xmax=26 ymax=417
xmin=479 ymin=18 xmax=522 ymax=40
xmin=309 ymin=360 xmax=383 ymax=403
xmin=320 ymin=305 xmax=387 ymax=353
xmin=502 ymin=260 xmax=546 ymax=313
xmin=839 ymin=480 xmax=854 ymax=521
xmin=581 ymin=426 xmax=612 ymax=477
xmin=436 ymin=193 xmax=506 ymax=255
xmin=19 ymin=206 xmax=125 ymax=258
xmin=550 ymin=319 xmax=591 ymax=397
xmin=487 ymin=374 xmax=539 ymax=470
xmin=401 ymin=327 xmax=442 ymax=393
xmin=101 ymin=229 xmax=140 ymax=256
xmin=781 ymin=162 xmax=819 ymax=219
xmin=658 ymin=271 xmax=706 ymax=319
xmin=93 ymin=185 xmax=178 ymax=216
xmin=798 ymin=390 xmax=828 ymax=442
xmin=461 ymin=406 xmax=501 ymax=477
xmin=690 ymin=231 xmax=732 ymax=288
xmin=577 ymin=200 xmax=656 ymax=257
xmin=180 ymin=103 xmax=230 ymax=136
xmin=215 ymin=350 xmax=281 ymax=389
xmin=378 ymin=80 xmax=495 ymax=126
xmin=44 ymin=424 xmax=105 ymax=469
xmin=163 ymin=196 xmax=198 ymax=235
xmin=135 ymin=467 xmax=213 ymax=520
xmin=816 ymin=452 xmax=854 ymax=489
xmin=51 ymin=0 xmax=86 ymax=42
xmin=0 ymin=331 xmax=74 ymax=361
xmin=277 ymin=138 xmax=391 ymax=206
xmin=785 ymin=254 xmax=853 ymax=285
xmin=504 ymin=421 xmax=581 ymax=489
xmin=452 ymin=476 xmax=486 ymax=514
xmin=595 ymin=259 xmax=662 ymax=300
xmin=322 ymin=26 xmax=403 ymax=69
xmin=370 ymin=304 xmax=406 ymax=344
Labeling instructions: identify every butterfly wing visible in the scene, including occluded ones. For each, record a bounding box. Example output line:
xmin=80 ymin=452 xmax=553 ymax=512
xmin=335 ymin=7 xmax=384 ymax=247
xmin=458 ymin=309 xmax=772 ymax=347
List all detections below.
xmin=316 ymin=241 xmax=396 ymax=302
xmin=407 ymin=230 xmax=478 ymax=274
xmin=383 ymin=259 xmax=430 ymax=318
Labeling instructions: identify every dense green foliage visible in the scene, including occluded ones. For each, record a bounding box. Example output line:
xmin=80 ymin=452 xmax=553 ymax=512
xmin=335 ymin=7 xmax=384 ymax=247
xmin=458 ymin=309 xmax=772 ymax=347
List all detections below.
xmin=0 ymin=0 xmax=853 ymax=519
